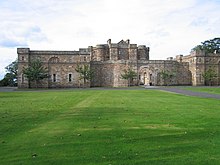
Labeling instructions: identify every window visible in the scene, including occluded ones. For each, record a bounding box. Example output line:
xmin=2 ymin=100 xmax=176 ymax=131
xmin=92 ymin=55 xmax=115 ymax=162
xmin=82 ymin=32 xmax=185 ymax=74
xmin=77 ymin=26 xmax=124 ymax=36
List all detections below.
xmin=84 ymin=57 xmax=86 ymax=61
xmin=21 ymin=74 xmax=24 ymax=83
xmin=21 ymin=56 xmax=24 ymax=61
xmin=49 ymin=57 xmax=59 ymax=63
xmin=53 ymin=74 xmax=56 ymax=82
xmin=199 ymin=74 xmax=202 ymax=82
xmin=150 ymin=74 xmax=152 ymax=81
xmin=68 ymin=74 xmax=72 ymax=82
xmin=106 ymin=55 xmax=110 ymax=60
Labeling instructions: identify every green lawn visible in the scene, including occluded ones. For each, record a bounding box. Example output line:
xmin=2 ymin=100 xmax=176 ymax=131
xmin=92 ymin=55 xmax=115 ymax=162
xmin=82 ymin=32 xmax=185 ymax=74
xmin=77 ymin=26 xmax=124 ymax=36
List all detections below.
xmin=0 ymin=89 xmax=220 ymax=165
xmin=182 ymin=87 xmax=220 ymax=94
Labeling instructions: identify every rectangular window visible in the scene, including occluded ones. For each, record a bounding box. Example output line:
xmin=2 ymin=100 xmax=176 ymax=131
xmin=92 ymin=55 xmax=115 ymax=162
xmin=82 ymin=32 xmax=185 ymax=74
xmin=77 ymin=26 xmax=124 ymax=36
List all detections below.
xmin=53 ymin=74 xmax=56 ymax=82
xmin=68 ymin=74 xmax=72 ymax=82
xmin=21 ymin=74 xmax=24 ymax=83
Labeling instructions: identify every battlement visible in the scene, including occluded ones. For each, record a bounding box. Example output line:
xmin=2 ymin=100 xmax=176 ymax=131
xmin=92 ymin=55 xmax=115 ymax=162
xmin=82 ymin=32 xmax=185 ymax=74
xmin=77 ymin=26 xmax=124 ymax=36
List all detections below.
xmin=17 ymin=48 xmax=30 ymax=54
xmin=91 ymin=39 xmax=149 ymax=61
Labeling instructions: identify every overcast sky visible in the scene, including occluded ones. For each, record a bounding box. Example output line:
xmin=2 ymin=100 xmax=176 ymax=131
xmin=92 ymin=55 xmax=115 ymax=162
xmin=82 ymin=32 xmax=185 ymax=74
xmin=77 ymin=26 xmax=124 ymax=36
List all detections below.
xmin=0 ymin=0 xmax=219 ymax=79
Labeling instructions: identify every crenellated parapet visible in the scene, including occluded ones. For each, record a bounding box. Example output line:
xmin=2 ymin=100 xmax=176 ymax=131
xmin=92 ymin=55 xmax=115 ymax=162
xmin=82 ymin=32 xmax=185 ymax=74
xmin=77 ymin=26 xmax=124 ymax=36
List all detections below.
xmin=91 ymin=39 xmax=149 ymax=61
xmin=138 ymin=45 xmax=149 ymax=60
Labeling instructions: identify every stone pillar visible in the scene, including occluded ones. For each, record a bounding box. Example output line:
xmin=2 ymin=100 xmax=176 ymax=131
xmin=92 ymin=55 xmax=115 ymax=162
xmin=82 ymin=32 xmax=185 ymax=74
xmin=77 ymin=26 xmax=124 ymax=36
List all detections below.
xmin=17 ymin=48 xmax=30 ymax=88
xmin=129 ymin=44 xmax=137 ymax=61
xmin=110 ymin=44 xmax=118 ymax=61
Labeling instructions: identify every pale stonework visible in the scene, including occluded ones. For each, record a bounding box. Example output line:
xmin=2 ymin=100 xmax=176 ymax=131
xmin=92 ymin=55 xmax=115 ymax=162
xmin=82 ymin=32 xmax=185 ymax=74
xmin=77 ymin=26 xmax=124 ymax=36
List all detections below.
xmin=17 ymin=39 xmax=220 ymax=88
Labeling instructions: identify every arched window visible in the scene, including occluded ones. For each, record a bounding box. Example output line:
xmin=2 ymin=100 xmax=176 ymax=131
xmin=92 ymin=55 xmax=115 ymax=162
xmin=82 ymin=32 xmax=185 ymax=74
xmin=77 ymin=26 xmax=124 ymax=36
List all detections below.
xmin=53 ymin=74 xmax=56 ymax=82
xmin=49 ymin=57 xmax=59 ymax=63
xmin=68 ymin=74 xmax=72 ymax=82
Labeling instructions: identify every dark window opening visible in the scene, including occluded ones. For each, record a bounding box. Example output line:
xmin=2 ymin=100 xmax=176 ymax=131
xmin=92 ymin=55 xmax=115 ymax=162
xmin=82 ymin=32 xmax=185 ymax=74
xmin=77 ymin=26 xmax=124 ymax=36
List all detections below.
xmin=53 ymin=74 xmax=56 ymax=82
xmin=150 ymin=74 xmax=152 ymax=81
xmin=21 ymin=74 xmax=24 ymax=83
xmin=69 ymin=74 xmax=72 ymax=82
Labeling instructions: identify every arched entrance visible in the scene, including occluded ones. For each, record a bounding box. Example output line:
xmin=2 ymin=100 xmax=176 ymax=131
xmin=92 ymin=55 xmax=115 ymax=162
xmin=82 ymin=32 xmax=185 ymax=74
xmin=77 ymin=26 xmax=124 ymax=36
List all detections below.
xmin=139 ymin=66 xmax=159 ymax=86
xmin=48 ymin=57 xmax=60 ymax=88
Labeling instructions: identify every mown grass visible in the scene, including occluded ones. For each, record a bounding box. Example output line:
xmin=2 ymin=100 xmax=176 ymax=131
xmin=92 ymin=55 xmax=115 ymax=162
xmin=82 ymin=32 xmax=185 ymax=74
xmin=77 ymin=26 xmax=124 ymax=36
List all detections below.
xmin=182 ymin=87 xmax=220 ymax=94
xmin=0 ymin=89 xmax=220 ymax=165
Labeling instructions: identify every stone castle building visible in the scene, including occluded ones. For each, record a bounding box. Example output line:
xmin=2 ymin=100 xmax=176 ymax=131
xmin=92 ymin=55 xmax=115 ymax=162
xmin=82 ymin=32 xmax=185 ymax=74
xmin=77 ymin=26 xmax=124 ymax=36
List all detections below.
xmin=17 ymin=39 xmax=220 ymax=88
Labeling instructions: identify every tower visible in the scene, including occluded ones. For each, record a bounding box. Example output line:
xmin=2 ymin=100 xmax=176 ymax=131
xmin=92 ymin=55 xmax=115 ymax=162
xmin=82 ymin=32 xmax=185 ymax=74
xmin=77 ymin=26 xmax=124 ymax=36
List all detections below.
xmin=138 ymin=45 xmax=149 ymax=60
xmin=17 ymin=48 xmax=30 ymax=88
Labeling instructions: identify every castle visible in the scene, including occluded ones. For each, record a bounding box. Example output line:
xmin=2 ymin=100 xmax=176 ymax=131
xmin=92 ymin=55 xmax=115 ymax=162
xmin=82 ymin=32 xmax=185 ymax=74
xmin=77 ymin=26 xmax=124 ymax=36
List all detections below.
xmin=17 ymin=39 xmax=220 ymax=88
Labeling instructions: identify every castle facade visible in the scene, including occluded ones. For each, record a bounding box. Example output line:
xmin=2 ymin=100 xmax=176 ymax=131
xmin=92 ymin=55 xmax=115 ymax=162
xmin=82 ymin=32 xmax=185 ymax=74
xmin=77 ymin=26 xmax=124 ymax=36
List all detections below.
xmin=17 ymin=39 xmax=220 ymax=88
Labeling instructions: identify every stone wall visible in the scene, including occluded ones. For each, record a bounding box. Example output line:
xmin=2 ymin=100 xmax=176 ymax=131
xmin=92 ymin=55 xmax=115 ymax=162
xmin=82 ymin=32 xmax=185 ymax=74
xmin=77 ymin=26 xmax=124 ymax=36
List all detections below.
xmin=17 ymin=48 xmax=90 ymax=88
xmin=17 ymin=39 xmax=220 ymax=88
xmin=181 ymin=50 xmax=220 ymax=86
xmin=90 ymin=61 xmax=135 ymax=87
xmin=137 ymin=60 xmax=192 ymax=86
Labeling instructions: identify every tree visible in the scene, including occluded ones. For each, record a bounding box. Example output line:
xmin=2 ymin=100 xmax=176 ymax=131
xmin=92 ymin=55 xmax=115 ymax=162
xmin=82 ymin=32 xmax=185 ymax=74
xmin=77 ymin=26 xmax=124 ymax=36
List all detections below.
xmin=0 ymin=59 xmax=18 ymax=86
xmin=23 ymin=59 xmax=48 ymax=88
xmin=202 ymin=68 xmax=217 ymax=86
xmin=75 ymin=64 xmax=93 ymax=87
xmin=121 ymin=67 xmax=137 ymax=86
xmin=192 ymin=38 xmax=220 ymax=54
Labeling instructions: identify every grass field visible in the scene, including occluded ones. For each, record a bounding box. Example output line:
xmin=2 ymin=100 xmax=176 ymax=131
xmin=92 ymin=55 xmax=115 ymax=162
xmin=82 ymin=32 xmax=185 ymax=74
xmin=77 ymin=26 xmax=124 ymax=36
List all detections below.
xmin=1 ymin=89 xmax=220 ymax=165
xmin=182 ymin=87 xmax=220 ymax=95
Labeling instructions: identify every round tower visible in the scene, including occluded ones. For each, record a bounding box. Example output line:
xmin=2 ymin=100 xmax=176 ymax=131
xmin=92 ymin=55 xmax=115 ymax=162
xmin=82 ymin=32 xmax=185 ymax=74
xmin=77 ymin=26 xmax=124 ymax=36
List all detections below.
xmin=138 ymin=45 xmax=149 ymax=60
xmin=95 ymin=44 xmax=105 ymax=61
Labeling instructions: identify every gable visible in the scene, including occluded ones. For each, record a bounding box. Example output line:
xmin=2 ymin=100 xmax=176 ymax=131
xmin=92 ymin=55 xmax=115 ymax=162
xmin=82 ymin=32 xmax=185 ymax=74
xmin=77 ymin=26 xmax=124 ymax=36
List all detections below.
xmin=118 ymin=40 xmax=129 ymax=48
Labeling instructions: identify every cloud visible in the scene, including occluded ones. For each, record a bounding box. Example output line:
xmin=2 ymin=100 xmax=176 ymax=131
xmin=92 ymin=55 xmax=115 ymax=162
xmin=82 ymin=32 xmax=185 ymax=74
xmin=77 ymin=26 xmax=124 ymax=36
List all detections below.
xmin=0 ymin=24 xmax=47 ymax=48
xmin=0 ymin=39 xmax=27 ymax=48
xmin=0 ymin=0 xmax=219 ymax=70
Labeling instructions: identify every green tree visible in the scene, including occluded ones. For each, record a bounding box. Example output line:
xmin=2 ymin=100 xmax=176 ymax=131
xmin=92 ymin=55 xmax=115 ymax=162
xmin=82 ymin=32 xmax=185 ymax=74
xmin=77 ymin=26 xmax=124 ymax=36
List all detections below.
xmin=75 ymin=64 xmax=93 ymax=87
xmin=192 ymin=38 xmax=220 ymax=54
xmin=0 ymin=59 xmax=18 ymax=86
xmin=121 ymin=67 xmax=137 ymax=87
xmin=202 ymin=68 xmax=217 ymax=86
xmin=0 ymin=73 xmax=14 ymax=86
xmin=23 ymin=59 xmax=48 ymax=88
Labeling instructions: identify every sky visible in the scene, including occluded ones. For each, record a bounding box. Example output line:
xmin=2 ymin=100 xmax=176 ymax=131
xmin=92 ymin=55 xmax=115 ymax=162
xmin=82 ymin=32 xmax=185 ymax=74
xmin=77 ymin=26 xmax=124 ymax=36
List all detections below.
xmin=0 ymin=0 xmax=220 ymax=79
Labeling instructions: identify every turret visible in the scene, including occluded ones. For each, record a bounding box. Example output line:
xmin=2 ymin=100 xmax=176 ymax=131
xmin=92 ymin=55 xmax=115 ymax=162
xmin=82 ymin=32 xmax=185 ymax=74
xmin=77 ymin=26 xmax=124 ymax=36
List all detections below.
xmin=176 ymin=55 xmax=183 ymax=62
xmin=17 ymin=48 xmax=30 ymax=62
xmin=138 ymin=45 xmax=149 ymax=60
xmin=95 ymin=44 xmax=105 ymax=61
xmin=109 ymin=44 xmax=118 ymax=61
xmin=129 ymin=44 xmax=137 ymax=61
xmin=17 ymin=48 xmax=30 ymax=88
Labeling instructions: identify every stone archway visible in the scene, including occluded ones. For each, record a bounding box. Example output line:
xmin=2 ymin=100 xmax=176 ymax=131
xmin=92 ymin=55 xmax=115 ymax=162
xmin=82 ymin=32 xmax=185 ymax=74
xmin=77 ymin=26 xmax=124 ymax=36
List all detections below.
xmin=139 ymin=66 xmax=159 ymax=86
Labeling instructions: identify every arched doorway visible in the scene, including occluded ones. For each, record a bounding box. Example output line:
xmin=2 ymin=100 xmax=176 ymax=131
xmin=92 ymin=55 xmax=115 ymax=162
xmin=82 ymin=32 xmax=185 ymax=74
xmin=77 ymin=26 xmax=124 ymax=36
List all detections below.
xmin=48 ymin=57 xmax=60 ymax=88
xmin=139 ymin=66 xmax=159 ymax=86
